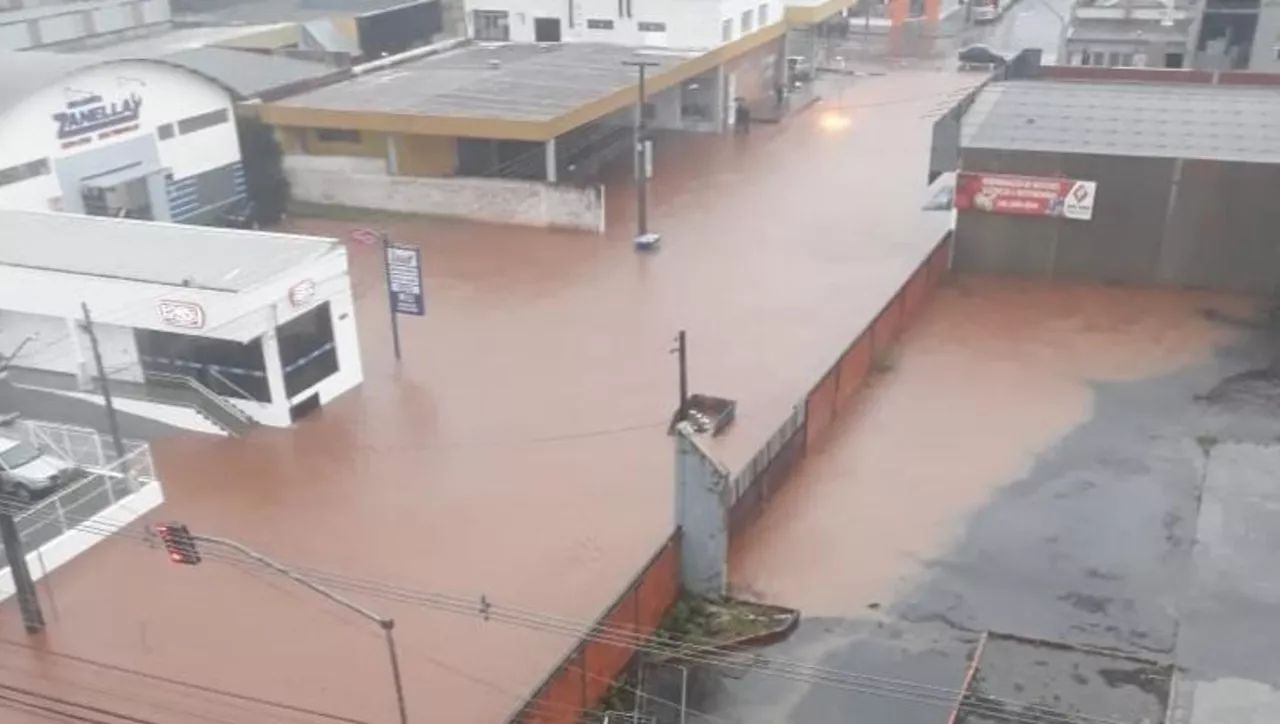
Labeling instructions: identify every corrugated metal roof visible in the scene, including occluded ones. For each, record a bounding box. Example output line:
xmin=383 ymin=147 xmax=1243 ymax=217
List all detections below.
xmin=961 ymin=80 xmax=1280 ymax=164
xmin=0 ymin=46 xmax=334 ymax=111
xmin=156 ymin=47 xmax=336 ymax=98
xmin=0 ymin=210 xmax=338 ymax=292
xmin=272 ymin=42 xmax=695 ymax=122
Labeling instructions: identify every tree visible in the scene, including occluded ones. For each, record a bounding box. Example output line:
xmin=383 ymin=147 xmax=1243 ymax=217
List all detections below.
xmin=237 ymin=118 xmax=290 ymax=226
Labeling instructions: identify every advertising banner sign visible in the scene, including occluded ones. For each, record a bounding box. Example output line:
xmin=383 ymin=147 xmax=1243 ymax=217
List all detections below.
xmin=955 ymin=172 xmax=1097 ymax=221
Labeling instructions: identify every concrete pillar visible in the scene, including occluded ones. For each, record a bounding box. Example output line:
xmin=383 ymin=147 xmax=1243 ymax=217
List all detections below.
xmin=66 ymin=317 xmax=91 ymax=390
xmin=261 ymin=308 xmax=289 ymax=414
xmin=545 ymin=137 xmax=557 ymax=183
xmin=145 ymin=173 xmax=171 ymax=222
xmin=674 ymin=423 xmax=731 ymax=596
xmin=714 ymin=64 xmax=728 ymax=133
xmin=386 ymin=134 xmax=400 ymax=175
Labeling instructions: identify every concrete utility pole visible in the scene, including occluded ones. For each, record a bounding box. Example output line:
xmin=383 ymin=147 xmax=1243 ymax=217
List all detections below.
xmin=80 ymin=303 xmax=125 ymax=463
xmin=623 ymin=59 xmax=661 ymax=249
xmin=0 ymin=511 xmax=44 ymax=633
xmin=190 ymin=535 xmax=409 ymax=724
xmin=672 ymin=330 xmax=688 ymax=413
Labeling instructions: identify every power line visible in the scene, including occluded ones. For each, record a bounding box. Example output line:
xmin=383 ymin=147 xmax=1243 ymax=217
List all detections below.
xmin=0 ymin=637 xmax=367 ymax=724
xmin=0 ymin=501 xmax=1142 ymax=724
xmin=0 ymin=681 xmax=158 ymax=724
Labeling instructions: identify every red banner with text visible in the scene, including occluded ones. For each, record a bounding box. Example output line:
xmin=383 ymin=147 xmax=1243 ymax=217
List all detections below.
xmin=954 ymin=172 xmax=1097 ymax=221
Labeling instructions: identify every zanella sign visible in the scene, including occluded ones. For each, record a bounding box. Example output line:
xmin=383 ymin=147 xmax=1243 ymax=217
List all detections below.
xmin=53 ymin=93 xmax=143 ymax=141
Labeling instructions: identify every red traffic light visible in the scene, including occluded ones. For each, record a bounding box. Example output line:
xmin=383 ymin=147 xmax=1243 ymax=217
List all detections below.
xmin=155 ymin=523 xmax=201 ymax=565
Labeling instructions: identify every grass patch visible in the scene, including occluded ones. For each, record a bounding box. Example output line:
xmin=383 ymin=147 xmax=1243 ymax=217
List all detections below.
xmin=1195 ymin=434 xmax=1219 ymax=456
xmin=872 ymin=347 xmax=898 ymax=374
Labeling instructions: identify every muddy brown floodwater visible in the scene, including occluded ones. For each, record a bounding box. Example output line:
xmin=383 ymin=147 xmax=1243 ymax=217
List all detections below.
xmin=730 ymin=277 xmax=1254 ymax=616
xmin=0 ymin=70 xmax=981 ymax=723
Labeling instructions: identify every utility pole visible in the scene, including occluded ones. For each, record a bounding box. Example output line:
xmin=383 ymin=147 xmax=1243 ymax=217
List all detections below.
xmin=380 ymin=233 xmax=403 ymax=362
xmin=623 ymin=59 xmax=661 ymax=249
xmin=168 ymin=532 xmax=409 ymax=724
xmin=0 ymin=511 xmax=44 ymax=634
xmin=673 ymin=330 xmax=688 ymax=413
xmin=80 ymin=303 xmax=125 ymax=463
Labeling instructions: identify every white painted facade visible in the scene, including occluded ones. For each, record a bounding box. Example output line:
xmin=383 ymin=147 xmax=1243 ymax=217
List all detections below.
xmin=0 ymin=59 xmax=242 ymax=222
xmin=0 ymin=0 xmax=171 ymax=51
xmin=0 ymin=232 xmax=364 ymax=429
xmin=464 ymin=0 xmax=785 ymax=49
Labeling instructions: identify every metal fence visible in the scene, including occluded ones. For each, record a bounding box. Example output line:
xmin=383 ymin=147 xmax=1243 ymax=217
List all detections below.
xmin=2 ymin=421 xmax=156 ymax=556
xmin=728 ymin=403 xmax=806 ymax=505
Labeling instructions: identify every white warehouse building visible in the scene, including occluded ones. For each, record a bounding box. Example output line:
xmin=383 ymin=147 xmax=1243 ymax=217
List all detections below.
xmin=0 ymin=50 xmax=246 ymax=224
xmin=467 ymin=0 xmax=787 ymax=49
xmin=0 ymin=210 xmax=364 ymax=431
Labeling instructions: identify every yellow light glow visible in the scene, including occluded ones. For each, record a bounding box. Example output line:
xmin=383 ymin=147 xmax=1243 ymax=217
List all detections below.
xmin=818 ymin=110 xmax=852 ymax=132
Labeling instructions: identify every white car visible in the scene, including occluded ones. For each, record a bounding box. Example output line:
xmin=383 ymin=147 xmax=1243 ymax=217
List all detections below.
xmin=972 ymin=4 xmax=998 ymax=22
xmin=0 ymin=435 xmax=84 ymax=502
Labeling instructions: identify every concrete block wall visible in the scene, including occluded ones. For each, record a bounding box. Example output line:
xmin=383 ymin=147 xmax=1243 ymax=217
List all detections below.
xmin=284 ymin=156 xmax=606 ymax=232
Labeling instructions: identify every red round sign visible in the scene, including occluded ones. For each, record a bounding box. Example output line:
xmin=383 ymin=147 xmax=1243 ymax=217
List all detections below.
xmin=350 ymin=228 xmax=381 ymax=246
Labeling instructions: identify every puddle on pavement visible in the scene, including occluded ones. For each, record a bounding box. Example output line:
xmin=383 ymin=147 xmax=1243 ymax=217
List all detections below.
xmin=729 ymin=278 xmax=1254 ymax=617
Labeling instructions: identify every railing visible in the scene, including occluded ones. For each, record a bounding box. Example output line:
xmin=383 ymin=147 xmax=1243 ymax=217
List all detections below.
xmin=0 ymin=421 xmax=157 ymax=557
xmin=12 ymin=444 xmax=156 ymax=553
xmin=145 ymin=371 xmax=256 ymax=433
xmin=11 ymin=420 xmax=146 ymax=466
xmin=729 ymin=403 xmax=805 ymax=505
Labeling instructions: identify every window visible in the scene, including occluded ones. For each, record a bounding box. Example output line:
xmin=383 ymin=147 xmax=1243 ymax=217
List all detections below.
xmin=473 ymin=10 xmax=510 ymax=40
xmin=157 ymin=123 xmax=175 ymax=140
xmin=722 ymin=17 xmax=733 ymax=41
xmin=177 ymin=108 xmax=229 ymax=135
xmin=0 ymin=158 xmax=49 ymax=188
xmin=136 ymin=329 xmax=271 ymax=403
xmin=587 ymin=18 xmax=614 ymax=28
xmin=638 ymin=21 xmax=666 ymax=32
xmin=277 ymin=302 xmax=339 ymax=398
xmin=741 ymin=9 xmax=753 ymax=32
xmin=315 ymin=128 xmax=362 ymax=144
xmin=758 ymin=3 xmax=768 ymax=26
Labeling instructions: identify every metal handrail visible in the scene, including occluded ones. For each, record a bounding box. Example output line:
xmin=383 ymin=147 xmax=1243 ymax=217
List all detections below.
xmin=207 ymin=367 xmax=257 ymax=403
xmin=146 ymin=371 xmax=255 ymax=427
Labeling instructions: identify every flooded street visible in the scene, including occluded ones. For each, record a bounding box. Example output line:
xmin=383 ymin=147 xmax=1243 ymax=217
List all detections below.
xmin=0 ymin=70 xmax=979 ymax=723
xmin=713 ymin=278 xmax=1280 ymax=722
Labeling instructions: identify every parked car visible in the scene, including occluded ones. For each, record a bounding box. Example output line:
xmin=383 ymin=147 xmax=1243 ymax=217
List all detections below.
xmin=958 ymin=44 xmax=1008 ymax=69
xmin=0 ymin=435 xmax=85 ymax=503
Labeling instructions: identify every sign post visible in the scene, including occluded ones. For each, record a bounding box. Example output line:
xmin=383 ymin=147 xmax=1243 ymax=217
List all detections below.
xmin=376 ymin=232 xmax=425 ymax=362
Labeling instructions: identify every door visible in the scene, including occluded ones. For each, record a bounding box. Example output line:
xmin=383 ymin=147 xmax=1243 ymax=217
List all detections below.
xmin=534 ymin=17 xmax=562 ymax=42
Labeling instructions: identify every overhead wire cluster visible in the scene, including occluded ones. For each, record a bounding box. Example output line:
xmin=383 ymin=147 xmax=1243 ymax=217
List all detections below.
xmin=0 ymin=497 xmax=1147 ymax=724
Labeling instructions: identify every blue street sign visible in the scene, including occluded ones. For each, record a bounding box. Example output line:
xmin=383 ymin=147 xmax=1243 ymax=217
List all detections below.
xmin=385 ymin=244 xmax=424 ymax=317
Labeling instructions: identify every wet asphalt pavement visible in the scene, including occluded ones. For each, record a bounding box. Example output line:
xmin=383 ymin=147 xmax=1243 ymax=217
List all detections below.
xmin=717 ymin=280 xmax=1280 ymax=723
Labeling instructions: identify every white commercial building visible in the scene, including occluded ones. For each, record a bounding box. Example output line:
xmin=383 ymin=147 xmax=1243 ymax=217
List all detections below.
xmin=466 ymin=0 xmax=786 ymax=49
xmin=0 ymin=210 xmax=364 ymax=431
xmin=0 ymin=50 xmax=247 ymax=223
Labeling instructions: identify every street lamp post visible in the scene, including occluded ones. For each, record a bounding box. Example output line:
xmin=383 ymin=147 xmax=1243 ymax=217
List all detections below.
xmin=623 ymin=59 xmax=661 ymax=249
xmin=191 ymin=535 xmax=409 ymax=724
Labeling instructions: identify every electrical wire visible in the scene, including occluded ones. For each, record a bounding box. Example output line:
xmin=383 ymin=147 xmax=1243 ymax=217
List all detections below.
xmin=0 ymin=499 xmax=1140 ymax=724
xmin=0 ymin=689 xmax=116 ymax=724
xmin=0 ymin=681 xmax=158 ymax=724
xmin=0 ymin=500 xmax=1147 ymax=724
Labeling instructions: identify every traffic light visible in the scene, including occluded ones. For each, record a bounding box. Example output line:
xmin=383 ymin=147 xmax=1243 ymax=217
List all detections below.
xmin=155 ymin=523 xmax=201 ymax=565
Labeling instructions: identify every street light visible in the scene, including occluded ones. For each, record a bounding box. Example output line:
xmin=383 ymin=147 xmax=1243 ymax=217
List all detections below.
xmin=155 ymin=529 xmax=409 ymax=724
xmin=623 ymin=59 xmax=661 ymax=250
